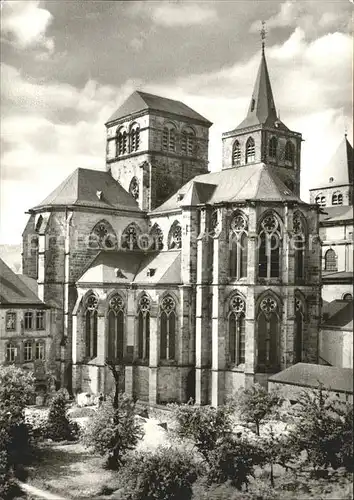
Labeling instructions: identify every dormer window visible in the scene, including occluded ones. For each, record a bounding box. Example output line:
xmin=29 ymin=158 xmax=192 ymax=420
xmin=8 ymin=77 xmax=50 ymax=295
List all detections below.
xmin=232 ymin=140 xmax=241 ymax=166
xmin=245 ymin=137 xmax=255 ymax=164
xmin=269 ymin=136 xmax=277 ymax=159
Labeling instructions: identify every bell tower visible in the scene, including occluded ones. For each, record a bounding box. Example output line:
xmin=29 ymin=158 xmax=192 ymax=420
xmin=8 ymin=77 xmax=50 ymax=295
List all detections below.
xmin=222 ymin=22 xmax=302 ymax=196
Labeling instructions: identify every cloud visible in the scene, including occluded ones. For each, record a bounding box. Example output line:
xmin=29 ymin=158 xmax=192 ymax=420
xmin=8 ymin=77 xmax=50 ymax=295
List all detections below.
xmin=1 ymin=0 xmax=54 ymax=52
xmin=129 ymin=1 xmax=217 ymax=27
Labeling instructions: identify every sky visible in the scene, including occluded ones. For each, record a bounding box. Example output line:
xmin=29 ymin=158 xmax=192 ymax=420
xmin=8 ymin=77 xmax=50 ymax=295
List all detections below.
xmin=0 ymin=0 xmax=353 ymax=244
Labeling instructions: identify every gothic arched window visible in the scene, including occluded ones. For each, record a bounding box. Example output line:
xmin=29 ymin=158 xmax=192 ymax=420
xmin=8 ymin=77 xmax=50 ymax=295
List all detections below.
xmin=315 ymin=194 xmax=326 ymax=207
xmin=107 ymin=294 xmax=124 ymax=361
xmin=168 ymin=221 xmax=182 ymax=249
xmin=293 ymin=212 xmax=306 ymax=281
xmin=332 ymin=192 xmax=343 ymax=205
xmin=258 ymin=213 xmax=282 ymax=279
xmin=294 ymin=296 xmax=304 ymax=363
xmin=150 ymin=224 xmax=164 ymax=250
xmin=116 ymin=128 xmax=127 ymax=156
xmin=122 ymin=223 xmax=140 ymax=250
xmin=325 ymin=249 xmax=337 ymax=271
xmin=257 ymin=296 xmax=280 ymax=371
xmin=228 ymin=294 xmax=246 ymax=365
xmin=160 ymin=295 xmax=176 ymax=361
xmin=285 ymin=140 xmax=294 ymax=164
xmin=229 ymin=212 xmax=248 ymax=279
xmin=343 ymin=293 xmax=353 ymax=301
xmin=181 ymin=127 xmax=195 ymax=156
xmin=162 ymin=123 xmax=176 ymax=152
xmin=85 ymin=294 xmax=98 ymax=359
xmin=245 ymin=137 xmax=255 ymax=163
xmin=232 ymin=140 xmax=241 ymax=166
xmin=130 ymin=123 xmax=140 ymax=152
xmin=89 ymin=220 xmax=117 ymax=250
xmin=138 ymin=294 xmax=150 ymax=360
xmin=129 ymin=177 xmax=139 ymax=200
xmin=269 ymin=136 xmax=277 ymax=159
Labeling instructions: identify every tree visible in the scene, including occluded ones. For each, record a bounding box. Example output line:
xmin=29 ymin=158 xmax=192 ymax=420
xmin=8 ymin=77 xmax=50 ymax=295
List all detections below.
xmin=292 ymin=386 xmax=353 ymax=473
xmin=45 ymin=392 xmax=79 ymax=441
xmin=0 ymin=366 xmax=36 ymax=499
xmin=83 ymin=393 xmax=144 ymax=470
xmin=236 ymin=384 xmax=282 ymax=436
xmin=172 ymin=403 xmax=233 ymax=461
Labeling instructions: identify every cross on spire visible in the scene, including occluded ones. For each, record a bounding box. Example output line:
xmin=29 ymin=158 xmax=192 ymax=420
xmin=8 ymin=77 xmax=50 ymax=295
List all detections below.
xmin=260 ymin=20 xmax=267 ymax=53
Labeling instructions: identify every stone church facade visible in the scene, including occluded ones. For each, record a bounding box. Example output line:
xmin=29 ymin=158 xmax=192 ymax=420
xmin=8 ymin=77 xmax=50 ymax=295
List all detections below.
xmin=22 ymin=48 xmax=322 ymax=406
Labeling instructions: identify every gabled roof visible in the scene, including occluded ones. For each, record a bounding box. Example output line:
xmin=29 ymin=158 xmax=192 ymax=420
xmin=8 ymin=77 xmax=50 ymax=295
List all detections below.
xmin=106 ymin=91 xmax=212 ymax=126
xmin=234 ymin=49 xmax=288 ymax=131
xmin=32 ymin=168 xmax=141 ymax=212
xmin=0 ymin=258 xmax=43 ymax=305
xmin=311 ymin=136 xmax=354 ymax=189
xmin=152 ymin=163 xmax=302 ymax=213
xmin=269 ymin=363 xmax=353 ymax=394
xmin=320 ymin=206 xmax=353 ymax=223
xmin=77 ymin=250 xmax=181 ymax=285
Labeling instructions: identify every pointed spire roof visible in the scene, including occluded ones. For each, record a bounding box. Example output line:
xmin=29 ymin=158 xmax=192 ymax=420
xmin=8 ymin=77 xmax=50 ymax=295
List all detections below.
xmin=313 ymin=135 xmax=354 ymax=189
xmin=235 ymin=49 xmax=288 ymax=131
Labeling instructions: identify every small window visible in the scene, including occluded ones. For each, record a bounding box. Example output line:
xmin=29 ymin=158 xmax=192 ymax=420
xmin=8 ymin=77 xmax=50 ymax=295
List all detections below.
xmin=35 ymin=342 xmax=45 ymax=360
xmin=245 ymin=137 xmax=255 ymax=163
xmin=6 ymin=343 xmax=17 ymax=363
xmin=6 ymin=312 xmax=16 ymax=331
xmin=24 ymin=312 xmax=33 ymax=330
xmin=315 ymin=195 xmax=326 ymax=207
xmin=36 ymin=311 xmax=45 ymax=330
xmin=325 ymin=249 xmax=337 ymax=272
xmin=343 ymin=293 xmax=352 ymax=302
xmin=269 ymin=136 xmax=277 ymax=158
xmin=250 ymin=98 xmax=256 ymax=112
xmin=24 ymin=341 xmax=33 ymax=362
xmin=332 ymin=193 xmax=343 ymax=205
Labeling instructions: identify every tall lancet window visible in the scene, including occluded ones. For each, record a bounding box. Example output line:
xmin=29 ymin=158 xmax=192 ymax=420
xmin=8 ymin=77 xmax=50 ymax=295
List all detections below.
xmin=257 ymin=296 xmax=280 ymax=372
xmin=209 ymin=209 xmax=219 ymax=282
xmin=160 ymin=295 xmax=176 ymax=361
xmin=85 ymin=294 xmax=98 ymax=359
xmin=229 ymin=212 xmax=248 ymax=279
xmin=258 ymin=213 xmax=281 ymax=279
xmin=138 ymin=294 xmax=150 ymax=361
xmin=245 ymin=137 xmax=255 ymax=163
xmin=269 ymin=136 xmax=277 ymax=159
xmin=232 ymin=140 xmax=241 ymax=166
xmin=107 ymin=295 xmax=124 ymax=361
xmin=293 ymin=212 xmax=306 ymax=281
xmin=129 ymin=177 xmax=139 ymax=200
xmin=228 ymin=294 xmax=246 ymax=365
xmin=285 ymin=140 xmax=295 ymax=165
xmin=294 ymin=297 xmax=304 ymax=363
xmin=168 ymin=221 xmax=182 ymax=249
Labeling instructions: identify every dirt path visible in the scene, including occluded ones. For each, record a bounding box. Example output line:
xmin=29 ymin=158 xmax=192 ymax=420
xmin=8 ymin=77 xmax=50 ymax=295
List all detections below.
xmin=18 ymin=481 xmax=67 ymax=499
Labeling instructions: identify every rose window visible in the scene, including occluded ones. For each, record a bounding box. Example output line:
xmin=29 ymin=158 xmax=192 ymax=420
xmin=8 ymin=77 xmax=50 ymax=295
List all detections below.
xmin=161 ymin=296 xmax=176 ymax=314
xmin=260 ymin=297 xmax=277 ymax=315
xmin=261 ymin=215 xmax=278 ymax=233
xmin=139 ymin=295 xmax=151 ymax=313
xmin=231 ymin=214 xmax=247 ymax=233
xmin=230 ymin=295 xmax=245 ymax=316
xmin=109 ymin=295 xmax=124 ymax=312
xmin=86 ymin=295 xmax=98 ymax=311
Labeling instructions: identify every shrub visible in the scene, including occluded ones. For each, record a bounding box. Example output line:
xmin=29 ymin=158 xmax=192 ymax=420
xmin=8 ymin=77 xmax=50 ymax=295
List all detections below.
xmin=292 ymin=386 xmax=353 ymax=473
xmin=45 ymin=392 xmax=79 ymax=441
xmin=235 ymin=384 xmax=282 ymax=436
xmin=117 ymin=447 xmax=200 ymax=500
xmin=192 ymin=478 xmax=279 ymax=500
xmin=82 ymin=393 xmax=144 ymax=469
xmin=206 ymin=436 xmax=259 ymax=490
xmin=172 ymin=403 xmax=233 ymax=460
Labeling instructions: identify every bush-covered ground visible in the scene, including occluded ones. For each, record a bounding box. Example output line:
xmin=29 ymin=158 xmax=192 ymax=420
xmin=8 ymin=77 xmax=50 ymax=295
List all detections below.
xmin=24 ymin=407 xmax=352 ymax=500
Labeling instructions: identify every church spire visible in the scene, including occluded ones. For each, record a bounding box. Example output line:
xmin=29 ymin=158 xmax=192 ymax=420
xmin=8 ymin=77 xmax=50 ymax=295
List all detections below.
xmin=235 ymin=21 xmax=280 ymax=130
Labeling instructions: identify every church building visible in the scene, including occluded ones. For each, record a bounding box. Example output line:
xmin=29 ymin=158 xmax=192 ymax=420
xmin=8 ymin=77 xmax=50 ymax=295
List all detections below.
xmin=22 ymin=45 xmax=322 ymax=406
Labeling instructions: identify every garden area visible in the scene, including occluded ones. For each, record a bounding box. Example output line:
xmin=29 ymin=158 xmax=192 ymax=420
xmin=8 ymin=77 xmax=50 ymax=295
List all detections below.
xmin=1 ymin=365 xmax=353 ymax=500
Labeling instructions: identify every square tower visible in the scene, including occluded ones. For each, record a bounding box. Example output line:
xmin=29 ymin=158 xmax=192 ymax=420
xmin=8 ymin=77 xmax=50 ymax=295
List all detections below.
xmin=105 ymin=91 xmax=212 ymax=211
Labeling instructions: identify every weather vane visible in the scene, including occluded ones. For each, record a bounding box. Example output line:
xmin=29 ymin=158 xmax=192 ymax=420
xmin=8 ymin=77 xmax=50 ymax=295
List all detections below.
xmin=260 ymin=20 xmax=267 ymax=52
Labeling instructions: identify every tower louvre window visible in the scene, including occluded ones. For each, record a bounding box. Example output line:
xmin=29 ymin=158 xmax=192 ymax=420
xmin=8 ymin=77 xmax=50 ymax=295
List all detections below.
xmin=232 ymin=140 xmax=241 ymax=166
xmin=130 ymin=124 xmax=140 ymax=152
xmin=245 ymin=137 xmax=255 ymax=163
xmin=181 ymin=128 xmax=195 ymax=156
xmin=269 ymin=136 xmax=277 ymax=158
xmin=117 ymin=129 xmax=127 ymax=156
xmin=285 ymin=140 xmax=294 ymax=164
xmin=162 ymin=124 xmax=176 ymax=152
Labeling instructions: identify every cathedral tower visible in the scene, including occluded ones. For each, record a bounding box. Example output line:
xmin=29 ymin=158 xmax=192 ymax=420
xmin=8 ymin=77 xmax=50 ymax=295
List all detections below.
xmin=105 ymin=91 xmax=212 ymax=211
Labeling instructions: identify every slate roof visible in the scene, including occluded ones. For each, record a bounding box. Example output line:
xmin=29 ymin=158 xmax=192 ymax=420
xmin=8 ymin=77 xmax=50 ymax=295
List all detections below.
xmin=310 ymin=136 xmax=354 ymax=189
xmin=269 ymin=363 xmax=353 ymax=394
xmin=106 ymin=91 xmax=212 ymax=126
xmin=77 ymin=250 xmax=181 ymax=285
xmin=233 ymin=49 xmax=288 ymax=131
xmin=320 ymin=206 xmax=353 ymax=223
xmin=153 ymin=163 xmax=303 ymax=213
xmin=322 ymin=300 xmax=353 ymax=330
xmin=32 ymin=168 xmax=141 ymax=212
xmin=0 ymin=258 xmax=44 ymax=306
